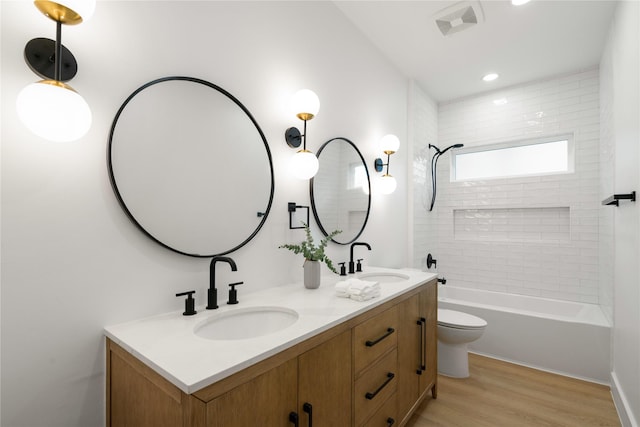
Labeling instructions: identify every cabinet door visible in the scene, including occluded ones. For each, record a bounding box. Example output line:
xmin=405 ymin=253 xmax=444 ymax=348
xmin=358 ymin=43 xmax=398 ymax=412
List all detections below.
xmin=298 ymin=330 xmax=352 ymax=426
xmin=396 ymin=294 xmax=421 ymax=420
xmin=208 ymin=358 xmax=297 ymax=427
xmin=109 ymin=343 xmax=184 ymax=427
xmin=420 ymin=282 xmax=437 ymax=396
xmin=396 ymin=282 xmax=438 ymax=423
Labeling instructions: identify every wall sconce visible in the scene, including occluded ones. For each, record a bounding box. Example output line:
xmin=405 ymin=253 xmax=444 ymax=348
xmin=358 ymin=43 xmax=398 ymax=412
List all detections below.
xmin=373 ymin=134 xmax=400 ymax=194
xmin=16 ymin=0 xmax=95 ymax=142
xmin=285 ymin=89 xmax=320 ymax=180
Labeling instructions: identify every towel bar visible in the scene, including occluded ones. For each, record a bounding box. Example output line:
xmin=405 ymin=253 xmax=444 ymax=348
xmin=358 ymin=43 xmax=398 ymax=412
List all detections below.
xmin=602 ymin=191 xmax=636 ymax=207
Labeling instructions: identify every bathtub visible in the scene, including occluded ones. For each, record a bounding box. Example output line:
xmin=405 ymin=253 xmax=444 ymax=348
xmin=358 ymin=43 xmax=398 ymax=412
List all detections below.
xmin=438 ymin=285 xmax=611 ymax=384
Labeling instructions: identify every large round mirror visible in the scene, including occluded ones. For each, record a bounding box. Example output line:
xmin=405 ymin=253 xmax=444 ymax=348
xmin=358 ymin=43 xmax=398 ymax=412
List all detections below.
xmin=108 ymin=76 xmax=274 ymax=257
xmin=310 ymin=137 xmax=371 ymax=244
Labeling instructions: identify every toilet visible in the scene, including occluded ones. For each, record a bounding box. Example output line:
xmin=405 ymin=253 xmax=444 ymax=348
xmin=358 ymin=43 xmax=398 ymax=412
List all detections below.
xmin=437 ymin=308 xmax=487 ymax=378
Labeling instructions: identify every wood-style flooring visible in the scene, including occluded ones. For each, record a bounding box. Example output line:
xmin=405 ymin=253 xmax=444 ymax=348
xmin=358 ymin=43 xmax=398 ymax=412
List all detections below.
xmin=406 ymin=353 xmax=620 ymax=427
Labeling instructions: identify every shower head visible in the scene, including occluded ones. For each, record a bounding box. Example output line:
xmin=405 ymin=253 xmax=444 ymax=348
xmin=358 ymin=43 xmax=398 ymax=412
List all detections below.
xmin=428 ymin=143 xmax=464 ymax=212
xmin=439 ymin=143 xmax=464 ymax=155
xmin=429 ymin=143 xmax=463 ymax=156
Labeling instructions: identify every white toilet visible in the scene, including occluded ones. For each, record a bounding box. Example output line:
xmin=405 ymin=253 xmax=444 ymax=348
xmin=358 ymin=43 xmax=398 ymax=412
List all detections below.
xmin=437 ymin=308 xmax=487 ymax=378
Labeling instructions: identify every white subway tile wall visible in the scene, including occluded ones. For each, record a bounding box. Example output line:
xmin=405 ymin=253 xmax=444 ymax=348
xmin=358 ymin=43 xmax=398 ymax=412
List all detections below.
xmin=413 ymin=69 xmax=601 ymax=303
xmin=599 ymin=48 xmax=615 ymax=324
xmin=410 ymin=82 xmax=439 ymax=269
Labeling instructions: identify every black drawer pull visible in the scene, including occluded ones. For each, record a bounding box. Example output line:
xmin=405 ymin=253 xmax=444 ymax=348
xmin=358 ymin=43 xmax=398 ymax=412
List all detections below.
xmin=419 ymin=317 xmax=426 ymax=371
xmin=387 ymin=417 xmax=395 ymax=426
xmin=289 ymin=411 xmax=299 ymax=426
xmin=365 ymin=327 xmax=395 ymax=347
xmin=416 ymin=319 xmax=424 ymax=375
xmin=365 ymin=372 xmax=395 ymax=400
xmin=303 ymin=402 xmax=313 ymax=427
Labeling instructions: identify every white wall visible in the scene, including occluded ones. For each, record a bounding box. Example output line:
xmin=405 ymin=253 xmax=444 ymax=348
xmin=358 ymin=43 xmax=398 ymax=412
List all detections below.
xmin=0 ymin=2 xmax=410 ymax=426
xmin=600 ymin=1 xmax=640 ymax=425
xmin=409 ymin=81 xmax=438 ymax=268
xmin=419 ymin=69 xmax=601 ymax=303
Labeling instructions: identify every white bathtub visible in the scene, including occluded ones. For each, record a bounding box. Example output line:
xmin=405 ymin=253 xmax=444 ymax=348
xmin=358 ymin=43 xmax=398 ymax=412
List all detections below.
xmin=438 ymin=285 xmax=611 ymax=384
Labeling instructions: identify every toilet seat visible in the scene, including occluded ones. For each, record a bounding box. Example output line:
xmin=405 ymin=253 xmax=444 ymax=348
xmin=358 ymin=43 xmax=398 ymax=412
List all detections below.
xmin=438 ymin=309 xmax=487 ymax=330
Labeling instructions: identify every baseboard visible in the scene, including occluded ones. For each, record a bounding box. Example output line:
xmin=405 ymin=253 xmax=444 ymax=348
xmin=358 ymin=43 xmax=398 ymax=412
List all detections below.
xmin=468 ymin=350 xmax=610 ymax=386
xmin=611 ymin=371 xmax=638 ymax=427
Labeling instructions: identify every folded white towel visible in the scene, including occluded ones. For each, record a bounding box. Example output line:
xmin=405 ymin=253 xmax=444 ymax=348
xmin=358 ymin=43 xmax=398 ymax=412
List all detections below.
xmin=335 ymin=278 xmax=380 ymax=301
xmin=335 ymin=280 xmax=351 ymax=292
xmin=347 ymin=279 xmax=380 ymax=296
xmin=334 ymin=280 xmax=351 ymax=298
xmin=350 ymin=290 xmax=380 ymax=302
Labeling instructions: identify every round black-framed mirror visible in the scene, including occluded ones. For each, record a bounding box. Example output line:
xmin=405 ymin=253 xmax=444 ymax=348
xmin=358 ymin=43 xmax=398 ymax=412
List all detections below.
xmin=310 ymin=137 xmax=371 ymax=245
xmin=107 ymin=76 xmax=274 ymax=257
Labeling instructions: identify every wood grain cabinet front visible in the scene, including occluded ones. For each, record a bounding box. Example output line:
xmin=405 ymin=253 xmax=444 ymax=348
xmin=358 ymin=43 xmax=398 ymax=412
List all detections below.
xmin=353 ymin=305 xmax=399 ymax=426
xmin=208 ymin=330 xmax=351 ymax=427
xmin=396 ymin=282 xmax=438 ymax=425
xmin=106 ymin=279 xmax=437 ymax=427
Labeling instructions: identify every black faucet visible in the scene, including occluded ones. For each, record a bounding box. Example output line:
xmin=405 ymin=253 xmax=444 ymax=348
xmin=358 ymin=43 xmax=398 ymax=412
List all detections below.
xmin=349 ymin=242 xmax=371 ymax=274
xmin=207 ymin=256 xmax=237 ymax=310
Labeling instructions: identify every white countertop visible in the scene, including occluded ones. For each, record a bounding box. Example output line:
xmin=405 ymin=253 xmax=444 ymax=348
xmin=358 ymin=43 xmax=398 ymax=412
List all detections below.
xmin=104 ymin=267 xmax=436 ymax=394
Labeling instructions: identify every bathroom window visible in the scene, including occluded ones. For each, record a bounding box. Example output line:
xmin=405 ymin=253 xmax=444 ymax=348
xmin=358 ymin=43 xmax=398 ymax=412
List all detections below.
xmin=349 ymin=163 xmax=367 ymax=190
xmin=452 ymin=135 xmax=574 ymax=181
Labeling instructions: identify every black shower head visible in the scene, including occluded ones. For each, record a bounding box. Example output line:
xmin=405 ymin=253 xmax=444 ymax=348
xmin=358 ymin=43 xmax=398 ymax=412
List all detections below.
xmin=439 ymin=143 xmax=464 ymax=155
xmin=430 ymin=143 xmax=464 ymax=156
xmin=429 ymin=143 xmax=464 ymax=212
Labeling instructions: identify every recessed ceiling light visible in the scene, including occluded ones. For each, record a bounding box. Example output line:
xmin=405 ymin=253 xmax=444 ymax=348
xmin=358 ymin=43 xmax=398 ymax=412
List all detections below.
xmin=483 ymin=73 xmax=499 ymax=82
xmin=512 ymin=0 xmax=531 ymax=5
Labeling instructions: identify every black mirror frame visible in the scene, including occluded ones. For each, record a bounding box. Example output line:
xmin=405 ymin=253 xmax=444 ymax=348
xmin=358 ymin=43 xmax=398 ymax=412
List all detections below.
xmin=310 ymin=137 xmax=371 ymax=245
xmin=107 ymin=76 xmax=275 ymax=258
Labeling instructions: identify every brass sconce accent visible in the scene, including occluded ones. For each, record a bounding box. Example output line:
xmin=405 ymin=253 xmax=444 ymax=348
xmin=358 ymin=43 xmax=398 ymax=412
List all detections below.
xmin=16 ymin=0 xmax=95 ymax=142
xmin=285 ymin=89 xmax=320 ymax=180
xmin=374 ymin=134 xmax=400 ymax=195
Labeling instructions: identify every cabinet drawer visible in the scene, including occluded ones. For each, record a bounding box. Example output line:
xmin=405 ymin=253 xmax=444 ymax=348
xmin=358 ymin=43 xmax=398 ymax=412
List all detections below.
xmin=354 ymin=306 xmax=399 ymax=374
xmin=362 ymin=393 xmax=397 ymax=427
xmin=355 ymin=349 xmax=398 ymax=426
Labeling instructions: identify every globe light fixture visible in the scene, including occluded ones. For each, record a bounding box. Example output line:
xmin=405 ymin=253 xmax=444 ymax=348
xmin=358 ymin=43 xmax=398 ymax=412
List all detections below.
xmin=17 ymin=0 xmax=95 ymax=142
xmin=285 ymin=89 xmax=320 ymax=180
xmin=374 ymin=134 xmax=400 ymax=195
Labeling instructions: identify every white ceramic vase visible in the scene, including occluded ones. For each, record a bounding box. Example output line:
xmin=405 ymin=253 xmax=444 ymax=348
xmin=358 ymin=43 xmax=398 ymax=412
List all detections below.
xmin=303 ymin=260 xmax=321 ymax=289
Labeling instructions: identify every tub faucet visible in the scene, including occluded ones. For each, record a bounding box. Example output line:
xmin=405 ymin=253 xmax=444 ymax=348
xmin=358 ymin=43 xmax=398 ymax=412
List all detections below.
xmin=207 ymin=256 xmax=237 ymax=310
xmin=349 ymin=242 xmax=371 ymax=274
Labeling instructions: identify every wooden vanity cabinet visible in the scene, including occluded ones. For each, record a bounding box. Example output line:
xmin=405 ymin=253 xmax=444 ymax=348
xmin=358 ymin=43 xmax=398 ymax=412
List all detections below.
xmin=297 ymin=329 xmax=352 ymax=425
xmin=396 ymin=283 xmax=437 ymax=425
xmin=205 ymin=357 xmax=297 ymax=426
xmin=353 ymin=306 xmax=399 ymax=426
xmin=208 ymin=330 xmax=351 ymax=426
xmin=106 ymin=279 xmax=437 ymax=427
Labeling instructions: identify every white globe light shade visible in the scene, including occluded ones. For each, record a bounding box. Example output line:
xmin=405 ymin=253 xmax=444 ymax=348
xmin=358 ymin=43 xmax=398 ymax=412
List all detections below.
xmin=379 ymin=174 xmax=397 ymax=195
xmin=290 ymin=89 xmax=320 ymax=120
xmin=17 ymin=80 xmax=92 ymax=142
xmin=379 ymin=134 xmax=400 ymax=154
xmin=290 ymin=150 xmax=319 ymax=180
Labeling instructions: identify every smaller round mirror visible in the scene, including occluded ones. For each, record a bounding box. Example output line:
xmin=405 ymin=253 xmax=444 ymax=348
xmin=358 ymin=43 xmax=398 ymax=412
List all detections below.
xmin=310 ymin=137 xmax=371 ymax=244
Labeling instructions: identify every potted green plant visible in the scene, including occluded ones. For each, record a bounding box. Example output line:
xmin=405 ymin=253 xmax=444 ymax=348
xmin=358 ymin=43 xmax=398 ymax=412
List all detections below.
xmin=279 ymin=222 xmax=341 ymax=289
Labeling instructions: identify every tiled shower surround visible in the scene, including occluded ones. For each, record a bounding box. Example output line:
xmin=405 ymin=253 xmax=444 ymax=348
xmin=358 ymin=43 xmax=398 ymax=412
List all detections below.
xmin=412 ymin=68 xmax=601 ymax=303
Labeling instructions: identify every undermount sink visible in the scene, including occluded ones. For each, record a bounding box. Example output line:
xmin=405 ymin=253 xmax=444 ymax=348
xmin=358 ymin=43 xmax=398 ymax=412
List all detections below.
xmin=358 ymin=272 xmax=410 ymax=283
xmin=194 ymin=306 xmax=299 ymax=341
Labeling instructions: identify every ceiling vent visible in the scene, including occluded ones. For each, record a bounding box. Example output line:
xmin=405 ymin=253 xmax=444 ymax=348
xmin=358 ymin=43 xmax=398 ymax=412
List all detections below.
xmin=434 ymin=1 xmax=485 ymax=37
